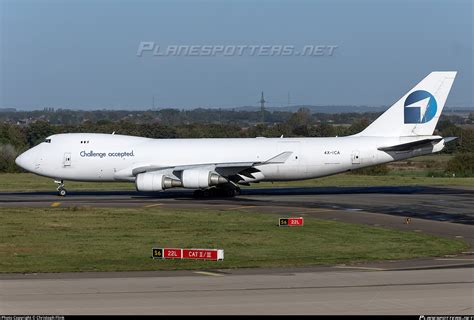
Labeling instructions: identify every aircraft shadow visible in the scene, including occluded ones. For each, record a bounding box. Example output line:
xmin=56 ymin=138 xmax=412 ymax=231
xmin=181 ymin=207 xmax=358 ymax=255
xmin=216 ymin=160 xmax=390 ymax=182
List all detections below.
xmin=1 ymin=185 xmax=471 ymax=198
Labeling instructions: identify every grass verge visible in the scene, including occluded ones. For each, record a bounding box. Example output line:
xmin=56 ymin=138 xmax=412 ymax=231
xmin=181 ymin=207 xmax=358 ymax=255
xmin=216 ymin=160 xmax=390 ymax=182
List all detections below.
xmin=0 ymin=207 xmax=468 ymax=273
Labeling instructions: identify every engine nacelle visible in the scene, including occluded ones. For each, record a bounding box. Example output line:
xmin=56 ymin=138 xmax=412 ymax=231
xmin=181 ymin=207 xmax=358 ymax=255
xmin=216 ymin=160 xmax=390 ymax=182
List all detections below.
xmin=135 ymin=172 xmax=181 ymax=192
xmin=181 ymin=169 xmax=227 ymax=189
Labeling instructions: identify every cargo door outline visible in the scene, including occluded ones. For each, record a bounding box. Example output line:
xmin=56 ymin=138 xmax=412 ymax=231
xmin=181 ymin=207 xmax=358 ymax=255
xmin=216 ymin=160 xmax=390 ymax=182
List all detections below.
xmin=63 ymin=152 xmax=72 ymax=167
xmin=351 ymin=150 xmax=361 ymax=165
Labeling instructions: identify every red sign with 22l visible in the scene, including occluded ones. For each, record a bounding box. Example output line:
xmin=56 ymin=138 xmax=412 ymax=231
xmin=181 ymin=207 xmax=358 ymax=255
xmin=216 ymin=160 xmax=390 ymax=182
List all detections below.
xmin=279 ymin=217 xmax=304 ymax=226
xmin=288 ymin=217 xmax=304 ymax=226
xmin=182 ymin=249 xmax=218 ymax=260
xmin=163 ymin=248 xmax=182 ymax=259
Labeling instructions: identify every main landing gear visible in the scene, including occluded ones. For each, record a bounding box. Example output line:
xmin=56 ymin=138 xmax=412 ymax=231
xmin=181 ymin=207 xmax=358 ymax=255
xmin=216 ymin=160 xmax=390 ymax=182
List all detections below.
xmin=55 ymin=180 xmax=67 ymax=196
xmin=193 ymin=184 xmax=241 ymax=198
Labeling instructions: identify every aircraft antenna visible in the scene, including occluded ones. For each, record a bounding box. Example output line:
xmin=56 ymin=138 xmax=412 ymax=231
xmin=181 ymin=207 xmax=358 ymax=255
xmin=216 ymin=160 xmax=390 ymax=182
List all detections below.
xmin=259 ymin=91 xmax=266 ymax=123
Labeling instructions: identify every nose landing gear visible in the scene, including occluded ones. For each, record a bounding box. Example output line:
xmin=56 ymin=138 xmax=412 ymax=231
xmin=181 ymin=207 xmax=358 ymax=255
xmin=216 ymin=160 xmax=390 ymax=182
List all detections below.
xmin=54 ymin=180 xmax=67 ymax=196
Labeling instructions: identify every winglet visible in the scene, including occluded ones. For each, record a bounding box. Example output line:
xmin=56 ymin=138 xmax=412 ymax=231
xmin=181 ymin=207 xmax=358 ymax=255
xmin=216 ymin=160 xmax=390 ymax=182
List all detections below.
xmin=260 ymin=151 xmax=293 ymax=164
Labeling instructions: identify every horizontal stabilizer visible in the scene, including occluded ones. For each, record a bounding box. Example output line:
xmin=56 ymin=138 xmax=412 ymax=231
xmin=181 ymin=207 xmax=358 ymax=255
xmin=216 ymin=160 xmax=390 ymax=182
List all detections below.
xmin=443 ymin=137 xmax=458 ymax=144
xmin=378 ymin=138 xmax=441 ymax=151
xmin=378 ymin=137 xmax=456 ymax=152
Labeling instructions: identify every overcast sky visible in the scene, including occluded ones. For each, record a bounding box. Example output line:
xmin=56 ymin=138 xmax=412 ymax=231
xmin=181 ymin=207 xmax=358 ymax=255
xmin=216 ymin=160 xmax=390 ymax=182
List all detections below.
xmin=0 ymin=0 xmax=472 ymax=110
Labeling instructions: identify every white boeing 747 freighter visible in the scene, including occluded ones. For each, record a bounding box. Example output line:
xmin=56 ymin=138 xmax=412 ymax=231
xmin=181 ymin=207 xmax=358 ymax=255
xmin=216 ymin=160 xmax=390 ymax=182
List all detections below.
xmin=16 ymin=72 xmax=457 ymax=197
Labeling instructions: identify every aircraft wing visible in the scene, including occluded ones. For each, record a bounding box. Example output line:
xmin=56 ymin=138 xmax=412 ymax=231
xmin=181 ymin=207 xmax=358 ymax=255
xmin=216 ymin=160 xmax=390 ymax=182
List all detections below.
xmin=130 ymin=151 xmax=293 ymax=177
xmin=377 ymin=137 xmax=456 ymax=152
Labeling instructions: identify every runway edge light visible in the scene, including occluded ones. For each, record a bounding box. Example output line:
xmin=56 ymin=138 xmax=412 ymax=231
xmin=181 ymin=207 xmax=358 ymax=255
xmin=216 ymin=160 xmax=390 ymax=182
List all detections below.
xmin=279 ymin=217 xmax=304 ymax=227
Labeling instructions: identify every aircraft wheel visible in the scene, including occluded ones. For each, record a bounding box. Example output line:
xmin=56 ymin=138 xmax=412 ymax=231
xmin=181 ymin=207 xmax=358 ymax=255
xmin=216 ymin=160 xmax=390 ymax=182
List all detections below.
xmin=193 ymin=190 xmax=204 ymax=198
xmin=58 ymin=188 xmax=67 ymax=197
xmin=225 ymin=189 xmax=237 ymax=197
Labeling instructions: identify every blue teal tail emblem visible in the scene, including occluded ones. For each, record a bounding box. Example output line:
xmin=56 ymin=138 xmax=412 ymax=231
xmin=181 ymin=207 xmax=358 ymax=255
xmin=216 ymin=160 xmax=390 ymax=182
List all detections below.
xmin=404 ymin=90 xmax=437 ymax=124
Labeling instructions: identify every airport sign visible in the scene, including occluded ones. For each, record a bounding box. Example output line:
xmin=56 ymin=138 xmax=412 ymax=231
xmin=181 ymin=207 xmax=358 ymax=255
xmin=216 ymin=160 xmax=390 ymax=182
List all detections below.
xmin=279 ymin=217 xmax=304 ymax=227
xmin=163 ymin=248 xmax=183 ymax=259
xmin=183 ymin=249 xmax=224 ymax=261
xmin=152 ymin=248 xmax=224 ymax=261
xmin=152 ymin=248 xmax=163 ymax=259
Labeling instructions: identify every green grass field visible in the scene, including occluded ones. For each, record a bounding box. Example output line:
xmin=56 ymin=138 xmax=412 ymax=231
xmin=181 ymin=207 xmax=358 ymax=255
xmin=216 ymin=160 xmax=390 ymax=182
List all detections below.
xmin=0 ymin=207 xmax=468 ymax=273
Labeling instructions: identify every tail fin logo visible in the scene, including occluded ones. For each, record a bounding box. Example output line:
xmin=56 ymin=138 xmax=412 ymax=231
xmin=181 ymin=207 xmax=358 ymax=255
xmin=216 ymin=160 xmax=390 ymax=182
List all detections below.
xmin=404 ymin=90 xmax=437 ymax=124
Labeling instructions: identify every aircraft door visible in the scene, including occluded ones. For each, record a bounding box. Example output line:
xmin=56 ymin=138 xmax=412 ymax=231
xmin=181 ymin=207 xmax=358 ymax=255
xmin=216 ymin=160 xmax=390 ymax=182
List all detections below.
xmin=63 ymin=152 xmax=72 ymax=167
xmin=351 ymin=150 xmax=360 ymax=165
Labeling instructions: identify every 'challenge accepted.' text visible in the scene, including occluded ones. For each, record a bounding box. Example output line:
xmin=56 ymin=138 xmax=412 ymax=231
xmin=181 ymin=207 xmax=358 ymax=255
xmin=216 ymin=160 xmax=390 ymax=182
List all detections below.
xmin=80 ymin=150 xmax=135 ymax=158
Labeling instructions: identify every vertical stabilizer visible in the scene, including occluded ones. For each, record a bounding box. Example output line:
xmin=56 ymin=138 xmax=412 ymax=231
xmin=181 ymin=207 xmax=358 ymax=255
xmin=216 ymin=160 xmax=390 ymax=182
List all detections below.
xmin=357 ymin=72 xmax=457 ymax=137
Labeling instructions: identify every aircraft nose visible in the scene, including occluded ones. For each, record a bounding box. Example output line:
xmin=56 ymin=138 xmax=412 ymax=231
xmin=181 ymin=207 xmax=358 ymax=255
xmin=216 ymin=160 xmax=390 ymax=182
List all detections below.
xmin=15 ymin=150 xmax=35 ymax=172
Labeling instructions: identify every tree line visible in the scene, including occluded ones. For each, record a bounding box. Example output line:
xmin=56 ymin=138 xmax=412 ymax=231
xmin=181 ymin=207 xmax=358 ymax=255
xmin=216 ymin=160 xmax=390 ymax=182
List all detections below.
xmin=2 ymin=107 xmax=471 ymax=126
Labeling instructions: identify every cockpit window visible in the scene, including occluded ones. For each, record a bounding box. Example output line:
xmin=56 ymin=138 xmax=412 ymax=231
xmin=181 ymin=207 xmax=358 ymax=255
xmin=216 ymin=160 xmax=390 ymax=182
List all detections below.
xmin=44 ymin=139 xmax=51 ymax=143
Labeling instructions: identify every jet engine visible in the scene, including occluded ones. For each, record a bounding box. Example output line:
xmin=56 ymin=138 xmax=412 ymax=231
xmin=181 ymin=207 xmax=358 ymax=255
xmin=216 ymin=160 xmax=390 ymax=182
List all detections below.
xmin=181 ymin=169 xmax=227 ymax=189
xmin=135 ymin=172 xmax=182 ymax=192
